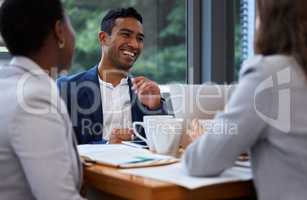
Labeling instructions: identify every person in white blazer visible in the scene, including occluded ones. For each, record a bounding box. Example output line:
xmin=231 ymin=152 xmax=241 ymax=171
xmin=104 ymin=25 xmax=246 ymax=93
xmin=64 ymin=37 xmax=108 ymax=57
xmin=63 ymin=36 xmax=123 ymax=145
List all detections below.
xmin=183 ymin=0 xmax=307 ymax=200
xmin=0 ymin=0 xmax=85 ymax=199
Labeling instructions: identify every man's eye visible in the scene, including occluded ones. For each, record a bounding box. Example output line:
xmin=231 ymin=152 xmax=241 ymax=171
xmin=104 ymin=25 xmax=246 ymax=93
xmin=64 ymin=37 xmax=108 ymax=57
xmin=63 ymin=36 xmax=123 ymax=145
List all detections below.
xmin=121 ymin=33 xmax=130 ymax=37
xmin=138 ymin=37 xmax=144 ymax=42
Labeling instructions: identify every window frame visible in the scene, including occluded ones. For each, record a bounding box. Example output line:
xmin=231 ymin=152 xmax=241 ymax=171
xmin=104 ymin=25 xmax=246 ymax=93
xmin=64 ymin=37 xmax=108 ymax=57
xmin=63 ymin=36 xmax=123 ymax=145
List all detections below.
xmin=188 ymin=0 xmax=248 ymax=84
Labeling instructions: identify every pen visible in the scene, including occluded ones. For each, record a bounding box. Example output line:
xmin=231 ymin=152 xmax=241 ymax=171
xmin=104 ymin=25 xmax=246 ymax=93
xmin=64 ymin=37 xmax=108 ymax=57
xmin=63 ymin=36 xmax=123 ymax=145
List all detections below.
xmin=124 ymin=156 xmax=156 ymax=164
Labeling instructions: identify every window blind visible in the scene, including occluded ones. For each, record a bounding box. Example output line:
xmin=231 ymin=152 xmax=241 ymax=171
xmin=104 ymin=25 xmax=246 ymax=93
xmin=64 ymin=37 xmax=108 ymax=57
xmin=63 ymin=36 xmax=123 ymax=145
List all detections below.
xmin=240 ymin=0 xmax=255 ymax=60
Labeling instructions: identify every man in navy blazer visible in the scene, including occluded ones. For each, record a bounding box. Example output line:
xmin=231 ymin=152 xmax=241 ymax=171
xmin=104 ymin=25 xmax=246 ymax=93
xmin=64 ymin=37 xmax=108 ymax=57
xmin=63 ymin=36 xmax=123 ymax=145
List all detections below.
xmin=57 ymin=7 xmax=168 ymax=144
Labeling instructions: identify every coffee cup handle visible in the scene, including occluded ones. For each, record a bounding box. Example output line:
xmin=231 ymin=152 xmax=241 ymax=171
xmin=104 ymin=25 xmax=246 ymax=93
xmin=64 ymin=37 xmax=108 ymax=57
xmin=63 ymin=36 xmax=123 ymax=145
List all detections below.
xmin=132 ymin=122 xmax=148 ymax=144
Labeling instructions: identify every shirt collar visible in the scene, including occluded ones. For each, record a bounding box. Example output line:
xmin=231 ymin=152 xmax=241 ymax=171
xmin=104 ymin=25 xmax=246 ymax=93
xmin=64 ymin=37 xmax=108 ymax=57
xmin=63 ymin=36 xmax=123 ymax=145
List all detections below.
xmin=98 ymin=75 xmax=128 ymax=89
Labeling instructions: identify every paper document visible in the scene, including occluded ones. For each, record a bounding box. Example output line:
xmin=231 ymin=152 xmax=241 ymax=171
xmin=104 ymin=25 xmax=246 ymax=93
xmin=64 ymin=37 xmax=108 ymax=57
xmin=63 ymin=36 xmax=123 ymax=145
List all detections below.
xmin=120 ymin=163 xmax=252 ymax=189
xmin=78 ymin=144 xmax=178 ymax=168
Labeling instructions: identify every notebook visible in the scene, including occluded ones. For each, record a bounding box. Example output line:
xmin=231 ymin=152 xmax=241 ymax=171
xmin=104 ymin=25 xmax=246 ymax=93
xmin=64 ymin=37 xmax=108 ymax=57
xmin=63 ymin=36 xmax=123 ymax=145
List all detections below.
xmin=78 ymin=144 xmax=179 ymax=169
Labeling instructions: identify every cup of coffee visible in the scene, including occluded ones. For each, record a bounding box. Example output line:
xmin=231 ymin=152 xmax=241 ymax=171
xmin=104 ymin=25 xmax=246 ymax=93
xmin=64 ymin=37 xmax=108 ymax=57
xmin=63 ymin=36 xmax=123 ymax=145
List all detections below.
xmin=132 ymin=115 xmax=174 ymax=151
xmin=151 ymin=118 xmax=184 ymax=156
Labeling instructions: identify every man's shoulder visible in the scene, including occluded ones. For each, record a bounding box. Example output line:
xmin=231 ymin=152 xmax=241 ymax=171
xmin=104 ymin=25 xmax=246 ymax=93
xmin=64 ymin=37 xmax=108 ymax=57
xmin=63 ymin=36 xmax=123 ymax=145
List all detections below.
xmin=57 ymin=65 xmax=97 ymax=85
xmin=57 ymin=71 xmax=86 ymax=83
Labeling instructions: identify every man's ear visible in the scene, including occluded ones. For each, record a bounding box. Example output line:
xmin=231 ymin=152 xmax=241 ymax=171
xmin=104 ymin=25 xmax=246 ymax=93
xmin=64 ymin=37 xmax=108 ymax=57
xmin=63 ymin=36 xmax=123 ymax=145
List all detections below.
xmin=99 ymin=31 xmax=110 ymax=46
xmin=54 ymin=20 xmax=65 ymax=48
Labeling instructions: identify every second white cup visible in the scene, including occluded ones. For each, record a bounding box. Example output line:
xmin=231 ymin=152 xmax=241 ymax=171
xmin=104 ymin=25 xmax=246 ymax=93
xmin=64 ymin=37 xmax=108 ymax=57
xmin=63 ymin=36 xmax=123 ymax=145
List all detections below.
xmin=132 ymin=115 xmax=174 ymax=151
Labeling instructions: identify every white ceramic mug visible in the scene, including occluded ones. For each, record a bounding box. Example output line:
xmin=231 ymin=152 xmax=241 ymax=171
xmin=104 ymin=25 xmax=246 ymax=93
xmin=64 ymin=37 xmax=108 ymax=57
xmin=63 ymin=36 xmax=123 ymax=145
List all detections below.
xmin=132 ymin=115 xmax=174 ymax=151
xmin=151 ymin=118 xmax=184 ymax=156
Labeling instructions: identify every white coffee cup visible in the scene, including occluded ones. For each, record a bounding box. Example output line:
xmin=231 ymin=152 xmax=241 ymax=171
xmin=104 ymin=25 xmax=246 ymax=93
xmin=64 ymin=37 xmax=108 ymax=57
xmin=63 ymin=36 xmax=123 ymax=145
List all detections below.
xmin=132 ymin=115 xmax=174 ymax=151
xmin=152 ymin=118 xmax=184 ymax=156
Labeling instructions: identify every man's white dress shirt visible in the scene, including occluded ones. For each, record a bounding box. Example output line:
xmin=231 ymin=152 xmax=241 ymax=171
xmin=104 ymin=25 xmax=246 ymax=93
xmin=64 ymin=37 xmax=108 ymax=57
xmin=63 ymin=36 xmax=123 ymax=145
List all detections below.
xmin=98 ymin=76 xmax=132 ymax=140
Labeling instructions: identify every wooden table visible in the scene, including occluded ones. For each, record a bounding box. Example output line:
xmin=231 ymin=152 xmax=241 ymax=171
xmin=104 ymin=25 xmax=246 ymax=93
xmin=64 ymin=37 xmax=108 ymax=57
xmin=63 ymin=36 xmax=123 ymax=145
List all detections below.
xmin=83 ymin=164 xmax=256 ymax=200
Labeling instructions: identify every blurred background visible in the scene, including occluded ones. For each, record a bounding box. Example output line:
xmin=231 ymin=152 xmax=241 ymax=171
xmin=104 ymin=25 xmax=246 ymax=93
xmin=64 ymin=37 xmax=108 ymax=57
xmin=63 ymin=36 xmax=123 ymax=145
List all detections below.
xmin=0 ymin=0 xmax=256 ymax=85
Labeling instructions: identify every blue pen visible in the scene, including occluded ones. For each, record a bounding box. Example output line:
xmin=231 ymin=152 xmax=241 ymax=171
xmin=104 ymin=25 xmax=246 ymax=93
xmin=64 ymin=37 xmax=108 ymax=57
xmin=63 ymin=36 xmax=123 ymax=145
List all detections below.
xmin=124 ymin=156 xmax=156 ymax=164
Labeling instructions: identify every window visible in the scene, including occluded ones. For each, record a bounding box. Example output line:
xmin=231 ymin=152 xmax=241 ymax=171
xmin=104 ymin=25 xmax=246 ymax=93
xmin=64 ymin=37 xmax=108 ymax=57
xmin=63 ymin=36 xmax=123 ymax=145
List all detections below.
xmin=0 ymin=30 xmax=10 ymax=65
xmin=0 ymin=36 xmax=8 ymax=53
xmin=0 ymin=0 xmax=8 ymax=54
xmin=64 ymin=0 xmax=187 ymax=84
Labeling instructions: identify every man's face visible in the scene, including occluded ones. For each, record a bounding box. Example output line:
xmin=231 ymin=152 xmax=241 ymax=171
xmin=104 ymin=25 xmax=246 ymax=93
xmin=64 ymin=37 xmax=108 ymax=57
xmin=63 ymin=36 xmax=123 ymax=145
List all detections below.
xmin=103 ymin=17 xmax=144 ymax=71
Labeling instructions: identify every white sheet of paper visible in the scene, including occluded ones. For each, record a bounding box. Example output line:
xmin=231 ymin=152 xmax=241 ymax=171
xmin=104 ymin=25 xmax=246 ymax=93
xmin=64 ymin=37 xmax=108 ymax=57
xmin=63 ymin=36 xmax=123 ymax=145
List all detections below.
xmin=120 ymin=162 xmax=252 ymax=189
xmin=78 ymin=144 xmax=172 ymax=166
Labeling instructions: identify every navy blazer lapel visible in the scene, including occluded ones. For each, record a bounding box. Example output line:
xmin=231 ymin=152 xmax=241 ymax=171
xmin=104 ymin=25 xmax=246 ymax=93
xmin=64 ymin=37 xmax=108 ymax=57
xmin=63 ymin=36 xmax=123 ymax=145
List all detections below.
xmin=79 ymin=66 xmax=103 ymax=127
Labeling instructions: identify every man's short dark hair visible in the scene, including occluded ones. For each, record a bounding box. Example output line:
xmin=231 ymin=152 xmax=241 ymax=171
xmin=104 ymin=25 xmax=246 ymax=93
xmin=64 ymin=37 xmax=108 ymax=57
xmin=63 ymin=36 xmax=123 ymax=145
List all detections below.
xmin=0 ymin=0 xmax=64 ymax=56
xmin=100 ymin=7 xmax=143 ymax=35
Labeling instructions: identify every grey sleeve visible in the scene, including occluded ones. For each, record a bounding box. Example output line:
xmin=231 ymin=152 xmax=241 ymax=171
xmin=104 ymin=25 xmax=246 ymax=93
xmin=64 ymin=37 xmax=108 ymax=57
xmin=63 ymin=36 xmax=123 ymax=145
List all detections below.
xmin=183 ymin=60 xmax=269 ymax=177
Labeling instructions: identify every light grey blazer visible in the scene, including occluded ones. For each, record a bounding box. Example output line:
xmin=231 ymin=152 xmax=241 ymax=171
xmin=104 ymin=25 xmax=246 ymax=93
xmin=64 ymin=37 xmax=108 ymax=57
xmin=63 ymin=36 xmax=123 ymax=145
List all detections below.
xmin=0 ymin=57 xmax=85 ymax=200
xmin=183 ymin=55 xmax=307 ymax=200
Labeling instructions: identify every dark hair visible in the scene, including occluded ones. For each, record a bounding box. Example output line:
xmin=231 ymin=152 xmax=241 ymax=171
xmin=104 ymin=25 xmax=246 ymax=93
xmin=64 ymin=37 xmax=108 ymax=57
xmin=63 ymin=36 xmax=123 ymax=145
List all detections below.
xmin=255 ymin=0 xmax=307 ymax=76
xmin=0 ymin=0 xmax=64 ymax=56
xmin=100 ymin=7 xmax=143 ymax=35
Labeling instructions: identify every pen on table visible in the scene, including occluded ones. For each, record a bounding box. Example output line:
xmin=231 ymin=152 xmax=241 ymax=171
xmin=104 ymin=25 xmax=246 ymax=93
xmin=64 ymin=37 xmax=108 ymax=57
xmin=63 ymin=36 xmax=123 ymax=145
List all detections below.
xmin=124 ymin=156 xmax=156 ymax=164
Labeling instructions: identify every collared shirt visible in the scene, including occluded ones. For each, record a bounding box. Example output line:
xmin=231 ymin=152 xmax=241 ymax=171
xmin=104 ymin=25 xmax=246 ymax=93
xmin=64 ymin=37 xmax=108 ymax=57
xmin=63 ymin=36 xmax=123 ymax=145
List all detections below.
xmin=98 ymin=75 xmax=132 ymax=140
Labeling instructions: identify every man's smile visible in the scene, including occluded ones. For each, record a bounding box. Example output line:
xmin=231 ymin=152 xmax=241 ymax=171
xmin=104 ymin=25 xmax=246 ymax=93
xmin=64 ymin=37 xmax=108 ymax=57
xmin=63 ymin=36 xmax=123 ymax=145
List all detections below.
xmin=121 ymin=49 xmax=138 ymax=61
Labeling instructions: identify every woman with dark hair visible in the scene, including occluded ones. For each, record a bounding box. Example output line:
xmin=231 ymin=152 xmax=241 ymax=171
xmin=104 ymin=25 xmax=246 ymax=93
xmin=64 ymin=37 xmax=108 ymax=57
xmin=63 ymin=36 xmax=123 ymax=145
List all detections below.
xmin=0 ymin=0 xmax=85 ymax=199
xmin=183 ymin=0 xmax=307 ymax=199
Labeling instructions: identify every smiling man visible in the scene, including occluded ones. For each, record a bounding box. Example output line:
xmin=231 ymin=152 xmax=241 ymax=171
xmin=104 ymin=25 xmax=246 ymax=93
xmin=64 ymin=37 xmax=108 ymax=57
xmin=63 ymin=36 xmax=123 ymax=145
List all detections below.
xmin=57 ymin=7 xmax=168 ymax=144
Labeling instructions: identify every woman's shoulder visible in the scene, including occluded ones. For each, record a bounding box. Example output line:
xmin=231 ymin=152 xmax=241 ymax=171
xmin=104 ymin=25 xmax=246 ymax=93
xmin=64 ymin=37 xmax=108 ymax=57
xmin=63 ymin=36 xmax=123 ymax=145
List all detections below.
xmin=240 ymin=54 xmax=296 ymax=78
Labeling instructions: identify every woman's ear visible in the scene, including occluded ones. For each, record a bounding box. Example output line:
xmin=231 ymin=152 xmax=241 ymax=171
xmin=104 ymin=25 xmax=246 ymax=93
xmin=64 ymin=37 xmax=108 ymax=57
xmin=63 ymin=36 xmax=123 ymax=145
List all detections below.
xmin=54 ymin=20 xmax=66 ymax=49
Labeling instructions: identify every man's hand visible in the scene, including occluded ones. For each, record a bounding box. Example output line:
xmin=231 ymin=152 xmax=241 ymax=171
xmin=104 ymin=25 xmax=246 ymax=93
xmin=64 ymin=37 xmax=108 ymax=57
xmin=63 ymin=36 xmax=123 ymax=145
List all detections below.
xmin=109 ymin=128 xmax=134 ymax=144
xmin=132 ymin=76 xmax=161 ymax=110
